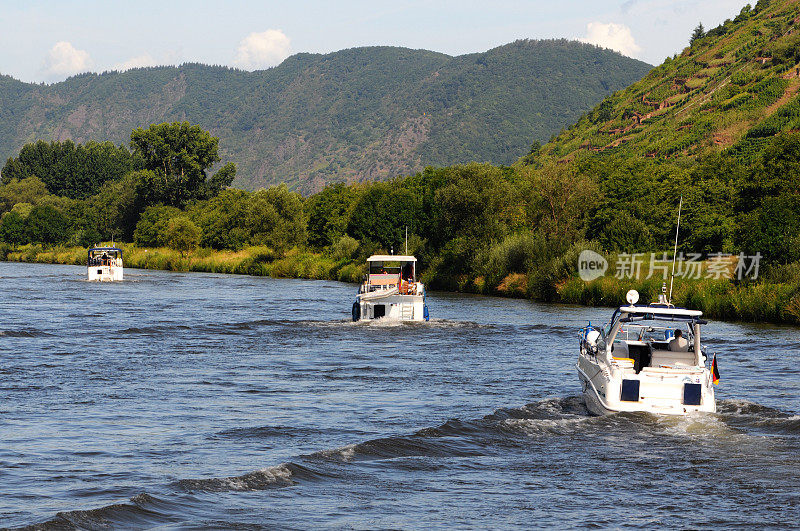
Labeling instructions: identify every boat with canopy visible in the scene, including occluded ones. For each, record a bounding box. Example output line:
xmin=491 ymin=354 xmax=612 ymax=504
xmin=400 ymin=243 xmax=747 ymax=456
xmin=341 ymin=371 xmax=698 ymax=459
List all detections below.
xmin=352 ymin=254 xmax=429 ymax=321
xmin=87 ymin=247 xmax=123 ymax=281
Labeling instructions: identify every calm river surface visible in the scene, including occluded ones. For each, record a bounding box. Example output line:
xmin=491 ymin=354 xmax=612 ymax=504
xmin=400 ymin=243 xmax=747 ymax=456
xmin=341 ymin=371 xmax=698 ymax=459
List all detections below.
xmin=1 ymin=262 xmax=799 ymax=528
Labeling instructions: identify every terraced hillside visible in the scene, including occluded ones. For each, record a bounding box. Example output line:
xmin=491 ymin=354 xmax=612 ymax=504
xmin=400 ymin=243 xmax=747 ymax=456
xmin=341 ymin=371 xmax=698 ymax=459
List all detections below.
xmin=530 ymin=0 xmax=800 ymax=166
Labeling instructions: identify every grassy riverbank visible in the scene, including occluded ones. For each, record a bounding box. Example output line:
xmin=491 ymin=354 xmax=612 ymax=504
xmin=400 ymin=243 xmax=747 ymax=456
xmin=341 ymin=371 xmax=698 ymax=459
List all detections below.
xmin=0 ymin=244 xmax=365 ymax=283
xmin=558 ymin=276 xmax=800 ymax=325
xmin=3 ymin=243 xmax=800 ymax=325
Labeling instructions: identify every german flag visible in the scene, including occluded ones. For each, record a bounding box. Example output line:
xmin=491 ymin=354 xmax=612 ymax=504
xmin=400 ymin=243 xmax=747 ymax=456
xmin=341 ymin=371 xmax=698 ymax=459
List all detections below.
xmin=712 ymin=354 xmax=720 ymax=385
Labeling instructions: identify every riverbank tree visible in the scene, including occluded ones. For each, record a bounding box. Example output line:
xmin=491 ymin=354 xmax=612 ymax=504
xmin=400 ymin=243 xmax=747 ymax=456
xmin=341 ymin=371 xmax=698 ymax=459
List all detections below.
xmin=2 ymin=123 xmax=800 ymax=323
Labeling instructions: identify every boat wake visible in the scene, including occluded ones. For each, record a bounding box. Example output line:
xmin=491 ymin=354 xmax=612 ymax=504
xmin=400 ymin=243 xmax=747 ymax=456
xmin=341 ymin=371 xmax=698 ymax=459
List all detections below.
xmin=108 ymin=318 xmax=506 ymax=339
xmin=20 ymin=396 xmax=800 ymax=529
xmin=717 ymin=399 xmax=800 ymax=434
xmin=177 ymin=463 xmax=304 ymax=492
xmin=342 ymin=317 xmax=491 ymax=329
xmin=0 ymin=328 xmax=53 ymax=338
xmin=18 ymin=493 xmax=184 ymax=530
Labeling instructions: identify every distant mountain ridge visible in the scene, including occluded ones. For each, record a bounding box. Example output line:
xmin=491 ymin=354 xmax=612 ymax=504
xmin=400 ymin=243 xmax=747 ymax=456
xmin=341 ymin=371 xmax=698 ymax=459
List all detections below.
xmin=0 ymin=40 xmax=652 ymax=192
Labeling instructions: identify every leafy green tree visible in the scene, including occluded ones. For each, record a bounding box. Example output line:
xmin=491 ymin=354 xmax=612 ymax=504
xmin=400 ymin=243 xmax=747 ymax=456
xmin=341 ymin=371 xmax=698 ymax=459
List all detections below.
xmin=0 ymin=176 xmax=51 ymax=215
xmin=429 ymin=163 xmax=520 ymax=250
xmin=738 ymin=196 xmax=800 ymax=263
xmin=25 ymin=204 xmax=71 ymax=244
xmin=164 ymin=216 xmax=201 ymax=256
xmin=72 ymin=227 xmax=103 ymax=249
xmin=690 ymin=23 xmax=705 ymax=45
xmin=520 ymin=140 xmax=542 ymax=166
xmin=0 ymin=211 xmax=28 ymax=244
xmin=522 ymin=164 xmax=597 ymax=244
xmin=188 ymin=189 xmax=251 ymax=249
xmin=249 ymin=185 xmax=306 ymax=250
xmin=330 ymin=234 xmax=360 ymax=260
xmin=1 ymin=140 xmax=142 ymax=199
xmin=88 ymin=170 xmax=148 ymax=241
xmin=133 ymin=205 xmax=182 ymax=247
xmin=771 ymin=34 xmax=800 ymax=67
xmin=130 ymin=122 xmax=236 ymax=207
xmin=583 ymin=156 xmax=683 ymax=249
xmin=306 ymin=183 xmax=362 ymax=247
xmin=681 ymin=153 xmax=741 ymax=254
xmin=739 ymin=132 xmax=800 ymax=211
xmin=10 ymin=202 xmax=34 ymax=218
xmin=347 ymin=183 xmax=422 ymax=249
xmin=590 ymin=210 xmax=654 ymax=252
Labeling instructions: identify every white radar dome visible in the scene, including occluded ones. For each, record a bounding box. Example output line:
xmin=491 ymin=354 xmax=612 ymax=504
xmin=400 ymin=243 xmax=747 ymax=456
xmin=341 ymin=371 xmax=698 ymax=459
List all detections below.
xmin=626 ymin=289 xmax=640 ymax=305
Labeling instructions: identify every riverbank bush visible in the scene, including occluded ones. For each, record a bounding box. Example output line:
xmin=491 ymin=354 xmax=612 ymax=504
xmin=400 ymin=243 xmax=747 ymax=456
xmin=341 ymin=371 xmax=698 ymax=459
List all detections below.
xmin=4 ymin=123 xmax=800 ymax=325
xmin=4 ymin=242 xmax=800 ymax=324
xmin=558 ymin=274 xmax=800 ymax=324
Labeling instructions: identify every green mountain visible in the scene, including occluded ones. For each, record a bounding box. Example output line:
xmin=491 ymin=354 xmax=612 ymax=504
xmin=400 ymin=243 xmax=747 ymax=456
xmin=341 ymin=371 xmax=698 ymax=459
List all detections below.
xmin=0 ymin=40 xmax=651 ymax=192
xmin=528 ymin=0 xmax=800 ymax=166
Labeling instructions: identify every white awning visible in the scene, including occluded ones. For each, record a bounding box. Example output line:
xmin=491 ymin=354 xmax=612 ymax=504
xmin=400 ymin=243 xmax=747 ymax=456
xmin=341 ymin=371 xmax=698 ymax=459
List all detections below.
xmin=366 ymin=255 xmax=417 ymax=262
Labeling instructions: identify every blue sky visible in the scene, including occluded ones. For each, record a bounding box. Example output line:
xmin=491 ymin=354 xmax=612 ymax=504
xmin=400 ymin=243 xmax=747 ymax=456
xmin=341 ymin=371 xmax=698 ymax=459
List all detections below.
xmin=0 ymin=0 xmax=747 ymax=83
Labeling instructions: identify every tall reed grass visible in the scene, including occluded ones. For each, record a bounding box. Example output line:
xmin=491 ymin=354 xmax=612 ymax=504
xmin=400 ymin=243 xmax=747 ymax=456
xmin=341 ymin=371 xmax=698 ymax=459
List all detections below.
xmin=558 ymin=275 xmax=800 ymax=324
xmin=4 ymin=243 xmax=799 ymax=324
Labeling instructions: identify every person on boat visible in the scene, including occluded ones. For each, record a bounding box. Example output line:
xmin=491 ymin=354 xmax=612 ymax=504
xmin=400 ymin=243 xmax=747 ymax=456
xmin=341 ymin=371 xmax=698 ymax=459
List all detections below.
xmin=400 ymin=263 xmax=413 ymax=294
xmin=669 ymin=329 xmax=689 ymax=351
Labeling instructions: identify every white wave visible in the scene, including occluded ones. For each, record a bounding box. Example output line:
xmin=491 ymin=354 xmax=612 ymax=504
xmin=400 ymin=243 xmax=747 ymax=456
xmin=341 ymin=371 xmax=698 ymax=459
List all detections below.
xmin=501 ymin=416 xmax=594 ymax=436
xmin=181 ymin=463 xmax=294 ymax=492
xmin=314 ymin=444 xmax=357 ymax=462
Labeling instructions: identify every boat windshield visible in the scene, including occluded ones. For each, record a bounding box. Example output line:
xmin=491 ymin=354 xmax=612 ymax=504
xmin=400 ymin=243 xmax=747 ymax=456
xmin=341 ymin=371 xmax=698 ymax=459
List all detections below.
xmin=369 ymin=262 xmax=402 ymax=275
xmin=615 ymin=322 xmax=693 ymax=345
xmin=88 ymin=248 xmax=122 ymax=266
xmin=367 ymin=260 xmax=415 ymax=283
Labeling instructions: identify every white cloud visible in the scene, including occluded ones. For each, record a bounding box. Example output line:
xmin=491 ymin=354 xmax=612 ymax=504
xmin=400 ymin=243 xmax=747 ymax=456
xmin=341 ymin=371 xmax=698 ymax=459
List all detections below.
xmin=112 ymin=54 xmax=159 ymax=72
xmin=42 ymin=41 xmax=93 ymax=79
xmin=234 ymin=29 xmax=291 ymax=70
xmin=579 ymin=22 xmax=642 ymax=58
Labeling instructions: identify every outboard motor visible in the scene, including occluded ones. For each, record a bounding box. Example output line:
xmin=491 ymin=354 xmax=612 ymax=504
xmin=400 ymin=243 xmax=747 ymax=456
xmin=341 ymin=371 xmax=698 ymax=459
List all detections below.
xmin=580 ymin=324 xmax=600 ymax=357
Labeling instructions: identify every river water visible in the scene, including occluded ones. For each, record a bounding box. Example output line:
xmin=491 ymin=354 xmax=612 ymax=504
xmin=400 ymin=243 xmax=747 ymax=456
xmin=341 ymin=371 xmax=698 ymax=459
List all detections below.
xmin=1 ymin=262 xmax=799 ymax=529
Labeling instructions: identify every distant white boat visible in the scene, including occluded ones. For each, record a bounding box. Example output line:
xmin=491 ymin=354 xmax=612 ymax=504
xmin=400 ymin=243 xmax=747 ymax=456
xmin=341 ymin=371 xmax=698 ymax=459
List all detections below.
xmin=87 ymin=247 xmax=123 ymax=281
xmin=352 ymin=255 xmax=429 ymax=321
xmin=577 ymin=289 xmax=718 ymax=416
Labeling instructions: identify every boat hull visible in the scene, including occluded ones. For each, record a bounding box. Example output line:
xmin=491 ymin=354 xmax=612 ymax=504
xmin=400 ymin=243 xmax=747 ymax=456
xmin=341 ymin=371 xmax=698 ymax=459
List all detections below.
xmin=576 ymin=360 xmax=716 ymax=416
xmin=88 ymin=265 xmax=123 ymax=282
xmin=354 ymin=292 xmax=426 ymax=321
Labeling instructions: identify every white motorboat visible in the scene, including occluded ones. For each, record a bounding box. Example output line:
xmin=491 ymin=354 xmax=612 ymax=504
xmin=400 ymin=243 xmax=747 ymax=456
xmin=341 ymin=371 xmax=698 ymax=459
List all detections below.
xmin=576 ymin=289 xmax=718 ymax=416
xmin=352 ymin=255 xmax=429 ymax=321
xmin=87 ymin=247 xmax=123 ymax=281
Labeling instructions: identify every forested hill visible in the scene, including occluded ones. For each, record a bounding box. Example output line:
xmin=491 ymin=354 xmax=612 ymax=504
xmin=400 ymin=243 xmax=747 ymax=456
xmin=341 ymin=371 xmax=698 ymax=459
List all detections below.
xmin=0 ymin=40 xmax=651 ymax=192
xmin=525 ymin=0 xmax=800 ymax=166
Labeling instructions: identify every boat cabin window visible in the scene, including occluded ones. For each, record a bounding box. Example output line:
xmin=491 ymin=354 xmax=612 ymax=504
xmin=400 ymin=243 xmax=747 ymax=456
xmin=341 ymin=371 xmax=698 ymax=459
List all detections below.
xmin=373 ymin=304 xmax=386 ymax=318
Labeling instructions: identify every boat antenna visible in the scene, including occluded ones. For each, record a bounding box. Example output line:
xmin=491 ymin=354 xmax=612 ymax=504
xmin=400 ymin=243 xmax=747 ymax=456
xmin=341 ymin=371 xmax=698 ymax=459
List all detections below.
xmin=668 ymin=195 xmax=683 ymax=304
xmin=405 ymin=226 xmax=408 ymax=255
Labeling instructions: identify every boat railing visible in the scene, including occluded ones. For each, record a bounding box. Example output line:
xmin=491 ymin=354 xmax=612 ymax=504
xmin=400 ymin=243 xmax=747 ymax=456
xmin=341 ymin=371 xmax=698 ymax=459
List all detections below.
xmin=361 ymin=274 xmax=421 ymax=295
xmin=399 ymin=280 xmax=420 ymax=295
xmin=88 ymin=257 xmax=122 ymax=267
